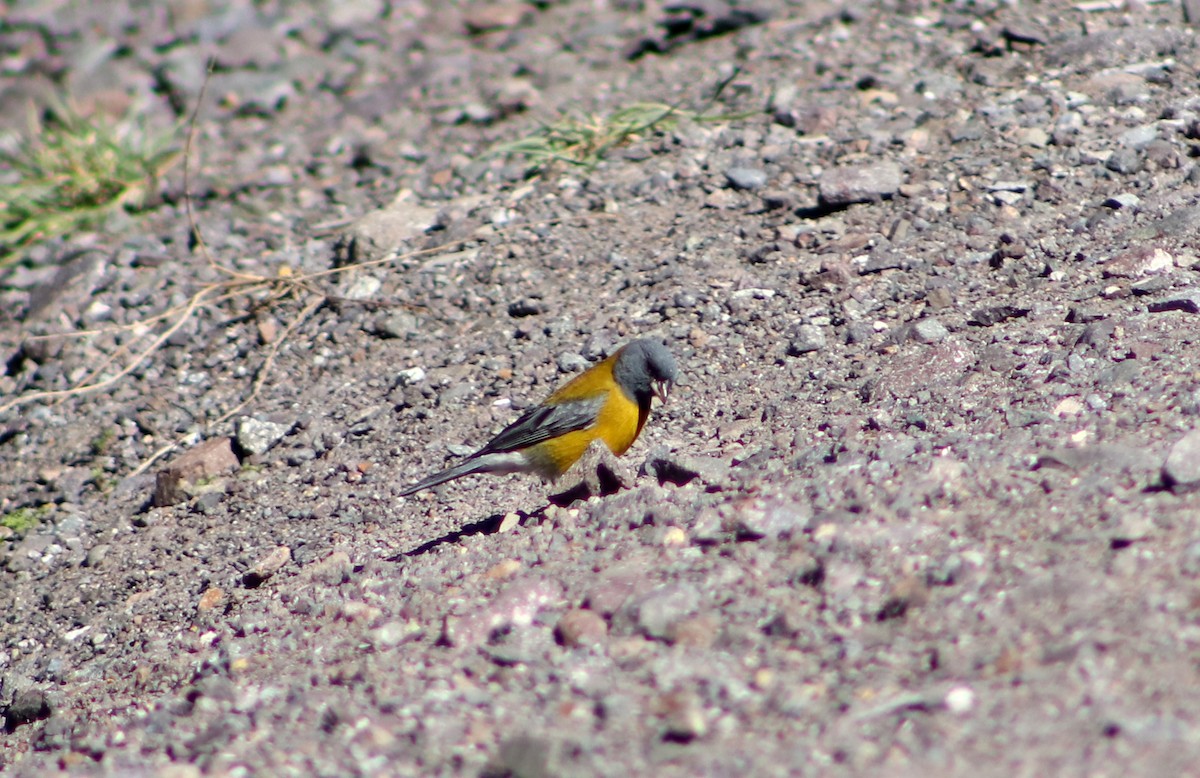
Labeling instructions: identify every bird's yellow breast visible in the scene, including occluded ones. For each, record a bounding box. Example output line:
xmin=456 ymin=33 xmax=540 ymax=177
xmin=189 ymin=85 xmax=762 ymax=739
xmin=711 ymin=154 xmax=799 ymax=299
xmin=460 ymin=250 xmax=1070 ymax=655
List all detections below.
xmin=527 ymin=352 xmax=647 ymax=478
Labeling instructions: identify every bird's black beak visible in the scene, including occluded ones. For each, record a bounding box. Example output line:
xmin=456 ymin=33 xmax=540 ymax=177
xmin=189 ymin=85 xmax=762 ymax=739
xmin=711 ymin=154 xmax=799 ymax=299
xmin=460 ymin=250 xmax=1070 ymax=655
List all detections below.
xmin=653 ymin=379 xmax=672 ymax=404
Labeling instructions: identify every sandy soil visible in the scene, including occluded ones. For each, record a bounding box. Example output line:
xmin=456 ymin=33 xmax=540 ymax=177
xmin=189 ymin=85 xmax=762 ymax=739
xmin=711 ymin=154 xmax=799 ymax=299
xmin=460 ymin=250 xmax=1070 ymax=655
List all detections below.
xmin=3 ymin=0 xmax=1200 ymax=774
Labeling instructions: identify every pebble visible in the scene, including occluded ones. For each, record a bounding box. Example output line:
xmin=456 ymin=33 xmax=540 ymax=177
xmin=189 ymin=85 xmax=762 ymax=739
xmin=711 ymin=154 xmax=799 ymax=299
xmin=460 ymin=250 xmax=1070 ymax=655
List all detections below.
xmin=704 ymin=189 xmax=741 ymax=209
xmin=1096 ymin=74 xmax=1149 ymax=106
xmin=1110 ymin=513 xmax=1153 ymax=544
xmin=1102 ymin=247 xmax=1173 ymax=278
xmin=368 ymin=620 xmax=421 ymax=648
xmin=628 ymin=583 xmax=700 ymax=640
xmin=1128 ymin=276 xmax=1172 ymax=295
xmin=483 ymin=559 xmax=523 ymax=581
xmin=731 ymin=497 xmax=811 ymax=539
xmin=724 ymin=166 xmax=768 ymax=190
xmin=1104 ymin=193 xmax=1140 ymax=209
xmin=1148 ymin=291 xmax=1200 ymax=315
xmin=373 ymin=312 xmax=420 ymax=339
xmin=497 ymin=512 xmax=521 ymax=533
xmin=24 ymin=250 xmax=107 ymax=322
xmin=690 ymin=506 xmax=725 ymax=543
xmin=494 ymin=735 xmax=564 ymax=778
xmin=875 ymin=341 xmax=974 ymax=398
xmin=786 ymin=324 xmax=827 ymax=355
xmin=760 ymin=189 xmax=792 ymax=209
xmin=197 ymin=587 xmax=226 ymax=613
xmin=1163 ymin=429 xmax=1200 ymax=491
xmin=341 ymin=274 xmax=382 ymax=301
xmin=1118 ymin=124 xmax=1158 ymax=149
xmin=729 ymin=287 xmax=776 ymax=300
xmin=969 ymin=305 xmax=1030 ymax=327
xmin=3 ymin=689 xmax=52 ymax=730
xmin=1053 ymin=397 xmax=1084 ymax=418
xmin=508 ymin=297 xmax=546 ymax=317
xmin=305 ymin=551 xmax=353 ymax=587
xmin=211 ymin=69 xmax=296 ymax=114
xmin=912 ymin=319 xmax=949 ymax=344
xmin=442 ymin=575 xmax=565 ymax=648
xmin=396 ymin=366 xmax=426 ymax=385
xmin=1105 ymin=148 xmax=1142 ymax=174
xmin=1075 ymin=319 xmax=1116 ymax=350
xmin=1181 ymin=540 xmax=1200 ymax=576
xmin=584 ymin=566 xmax=652 ymax=617
xmin=763 ymin=606 xmax=809 ymax=639
xmin=556 ymin=609 xmax=608 ymax=648
xmin=336 ymin=201 xmax=439 ymax=264
xmin=152 ymin=437 xmax=240 ymax=507
xmin=928 ymin=555 xmax=964 ymax=586
xmin=556 ymin=352 xmax=589 ymax=373
xmin=484 ymin=625 xmax=553 ymax=665
xmin=658 ymin=689 xmax=707 ymax=741
xmin=668 ymin=614 xmax=719 ymax=649
xmin=244 ymin=545 xmax=291 ymax=587
xmin=673 ymin=290 xmax=698 ymax=308
xmin=462 ymin=1 xmax=529 ymax=33
xmin=944 ymin=686 xmax=975 ymax=714
xmin=84 ymin=544 xmax=110 ymax=569
xmin=236 ymin=416 xmax=292 ymax=456
xmin=818 ymin=161 xmax=902 ymax=206
xmin=1139 ymin=206 xmax=1200 ymax=240
xmin=1018 ymin=127 xmax=1050 ymax=147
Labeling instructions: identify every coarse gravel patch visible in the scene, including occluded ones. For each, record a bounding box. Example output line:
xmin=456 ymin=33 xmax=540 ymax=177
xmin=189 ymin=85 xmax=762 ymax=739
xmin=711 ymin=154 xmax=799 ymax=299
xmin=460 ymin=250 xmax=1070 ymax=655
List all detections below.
xmin=4 ymin=0 xmax=1200 ymax=775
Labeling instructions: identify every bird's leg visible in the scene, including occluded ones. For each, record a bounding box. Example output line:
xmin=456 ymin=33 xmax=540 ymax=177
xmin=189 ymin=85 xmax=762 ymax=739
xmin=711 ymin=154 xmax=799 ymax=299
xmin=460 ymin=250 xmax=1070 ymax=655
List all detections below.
xmin=549 ymin=439 xmax=636 ymax=506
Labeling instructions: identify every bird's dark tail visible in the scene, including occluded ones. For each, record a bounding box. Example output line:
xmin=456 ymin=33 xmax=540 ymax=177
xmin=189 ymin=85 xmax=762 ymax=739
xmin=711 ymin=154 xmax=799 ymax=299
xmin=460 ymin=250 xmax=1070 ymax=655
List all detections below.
xmin=397 ymin=458 xmax=485 ymax=497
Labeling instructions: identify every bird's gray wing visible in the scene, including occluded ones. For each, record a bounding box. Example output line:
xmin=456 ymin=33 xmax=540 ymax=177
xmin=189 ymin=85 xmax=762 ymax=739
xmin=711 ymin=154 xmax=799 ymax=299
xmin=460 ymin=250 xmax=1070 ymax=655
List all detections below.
xmin=477 ymin=395 xmax=604 ymax=455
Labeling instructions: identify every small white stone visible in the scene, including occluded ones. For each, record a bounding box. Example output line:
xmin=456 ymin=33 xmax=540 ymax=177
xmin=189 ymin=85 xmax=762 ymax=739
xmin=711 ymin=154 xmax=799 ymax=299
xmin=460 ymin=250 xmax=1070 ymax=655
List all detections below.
xmin=945 ymin=686 xmax=975 ymax=714
xmin=396 ymin=367 xmax=426 ymax=385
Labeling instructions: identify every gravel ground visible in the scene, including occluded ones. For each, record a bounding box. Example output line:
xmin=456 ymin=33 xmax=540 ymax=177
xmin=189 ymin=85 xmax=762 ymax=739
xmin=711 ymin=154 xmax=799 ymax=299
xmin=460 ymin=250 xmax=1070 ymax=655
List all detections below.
xmin=4 ymin=0 xmax=1200 ymax=774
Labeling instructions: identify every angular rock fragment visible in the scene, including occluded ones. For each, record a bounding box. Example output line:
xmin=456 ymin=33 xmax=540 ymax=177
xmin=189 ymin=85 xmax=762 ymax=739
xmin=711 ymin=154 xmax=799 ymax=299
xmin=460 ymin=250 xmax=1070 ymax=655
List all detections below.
xmin=153 ymin=437 xmax=239 ymax=507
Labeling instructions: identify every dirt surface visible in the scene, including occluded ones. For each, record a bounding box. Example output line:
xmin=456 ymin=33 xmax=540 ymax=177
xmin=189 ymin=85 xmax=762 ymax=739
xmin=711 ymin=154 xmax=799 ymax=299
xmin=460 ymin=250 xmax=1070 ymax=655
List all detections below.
xmin=4 ymin=0 xmax=1200 ymax=774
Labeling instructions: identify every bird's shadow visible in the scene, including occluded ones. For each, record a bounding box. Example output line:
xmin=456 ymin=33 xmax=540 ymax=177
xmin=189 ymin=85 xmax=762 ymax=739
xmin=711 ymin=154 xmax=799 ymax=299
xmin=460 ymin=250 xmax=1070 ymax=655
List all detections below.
xmin=387 ymin=462 xmax=628 ymax=561
xmin=389 ymin=507 xmax=544 ymax=560
xmin=391 ymin=513 xmax=506 ymax=560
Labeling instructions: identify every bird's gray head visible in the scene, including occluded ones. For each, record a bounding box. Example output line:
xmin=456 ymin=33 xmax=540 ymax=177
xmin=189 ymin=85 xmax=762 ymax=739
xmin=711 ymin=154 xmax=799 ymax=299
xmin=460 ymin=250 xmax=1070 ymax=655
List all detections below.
xmin=614 ymin=338 xmax=679 ymax=404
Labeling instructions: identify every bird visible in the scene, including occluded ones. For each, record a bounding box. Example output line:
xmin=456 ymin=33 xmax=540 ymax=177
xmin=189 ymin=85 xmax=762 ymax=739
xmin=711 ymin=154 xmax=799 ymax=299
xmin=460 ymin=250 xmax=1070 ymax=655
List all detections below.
xmin=398 ymin=338 xmax=678 ymax=497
